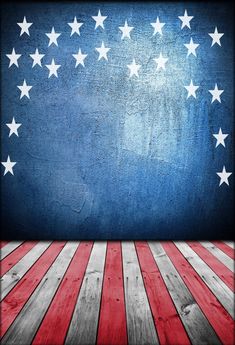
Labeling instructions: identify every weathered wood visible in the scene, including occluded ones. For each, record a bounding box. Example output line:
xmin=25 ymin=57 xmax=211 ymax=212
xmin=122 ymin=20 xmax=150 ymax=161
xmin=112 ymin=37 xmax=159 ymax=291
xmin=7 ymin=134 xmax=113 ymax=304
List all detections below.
xmin=0 ymin=242 xmax=23 ymax=260
xmin=122 ymin=241 xmax=159 ymax=345
xmin=175 ymin=242 xmax=234 ymax=318
xmin=223 ymin=241 xmax=234 ymax=249
xmin=0 ymin=241 xmax=51 ymax=301
xmin=65 ymin=242 xmax=107 ymax=345
xmin=149 ymin=242 xmax=221 ymax=345
xmin=200 ymin=241 xmax=234 ymax=272
xmin=1 ymin=242 xmax=79 ymax=345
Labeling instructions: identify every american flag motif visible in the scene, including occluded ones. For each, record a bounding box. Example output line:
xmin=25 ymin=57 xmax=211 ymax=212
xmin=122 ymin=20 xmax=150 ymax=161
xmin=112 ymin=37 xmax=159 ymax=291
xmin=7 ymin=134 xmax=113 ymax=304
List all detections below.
xmin=0 ymin=2 xmax=234 ymax=239
xmin=0 ymin=240 xmax=234 ymax=344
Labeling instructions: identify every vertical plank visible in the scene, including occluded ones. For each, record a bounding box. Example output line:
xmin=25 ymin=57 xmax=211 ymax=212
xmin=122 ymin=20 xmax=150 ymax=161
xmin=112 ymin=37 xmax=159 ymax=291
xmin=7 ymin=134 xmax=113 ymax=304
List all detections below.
xmin=163 ymin=242 xmax=234 ymax=345
xmin=65 ymin=242 xmax=107 ymax=345
xmin=32 ymin=242 xmax=93 ymax=345
xmin=211 ymin=241 xmax=234 ymax=259
xmin=175 ymin=242 xmax=234 ymax=318
xmin=0 ymin=241 xmax=52 ymax=301
xmin=200 ymin=241 xmax=234 ymax=272
xmin=0 ymin=242 xmax=66 ymax=338
xmin=97 ymin=242 xmax=128 ymax=345
xmin=135 ymin=241 xmax=190 ymax=345
xmin=0 ymin=242 xmax=23 ymax=260
xmin=149 ymin=242 xmax=221 ymax=345
xmin=122 ymin=241 xmax=159 ymax=345
xmin=1 ymin=242 xmax=79 ymax=345
xmin=1 ymin=242 xmax=38 ymax=277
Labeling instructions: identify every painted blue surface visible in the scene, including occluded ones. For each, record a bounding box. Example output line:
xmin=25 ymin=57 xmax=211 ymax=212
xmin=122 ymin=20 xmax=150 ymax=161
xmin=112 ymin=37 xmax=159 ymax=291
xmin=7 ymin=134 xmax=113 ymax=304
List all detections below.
xmin=1 ymin=2 xmax=234 ymax=239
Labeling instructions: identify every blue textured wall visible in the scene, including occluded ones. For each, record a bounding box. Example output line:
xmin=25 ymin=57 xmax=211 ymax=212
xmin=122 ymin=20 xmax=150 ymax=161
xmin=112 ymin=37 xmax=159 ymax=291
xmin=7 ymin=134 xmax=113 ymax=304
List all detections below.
xmin=1 ymin=1 xmax=234 ymax=239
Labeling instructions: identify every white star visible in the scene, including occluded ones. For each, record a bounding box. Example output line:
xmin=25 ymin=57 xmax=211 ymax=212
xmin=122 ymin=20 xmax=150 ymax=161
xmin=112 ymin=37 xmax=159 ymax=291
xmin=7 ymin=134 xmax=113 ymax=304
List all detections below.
xmin=45 ymin=58 xmax=61 ymax=78
xmin=17 ymin=79 xmax=32 ymax=99
xmin=29 ymin=48 xmax=45 ymax=67
xmin=209 ymin=84 xmax=224 ymax=103
xmin=184 ymin=80 xmax=199 ymax=99
xmin=119 ymin=20 xmax=134 ymax=40
xmin=73 ymin=48 xmax=87 ymax=67
xmin=6 ymin=48 xmax=21 ymax=68
xmin=153 ymin=52 xmax=168 ymax=70
xmin=46 ymin=27 xmax=61 ymax=47
xmin=217 ymin=166 xmax=232 ymax=186
xmin=68 ymin=17 xmax=83 ymax=36
xmin=6 ymin=117 xmax=22 ymax=137
xmin=178 ymin=9 xmax=193 ymax=29
xmin=1 ymin=156 xmax=16 ymax=176
xmin=151 ymin=17 xmax=165 ymax=36
xmin=127 ymin=59 xmax=141 ymax=78
xmin=95 ymin=42 xmax=110 ymax=61
xmin=92 ymin=10 xmax=107 ymax=30
xmin=209 ymin=27 xmax=224 ymax=47
xmin=17 ymin=16 xmax=32 ymax=36
xmin=184 ymin=38 xmax=199 ymax=57
xmin=213 ymin=128 xmax=228 ymax=148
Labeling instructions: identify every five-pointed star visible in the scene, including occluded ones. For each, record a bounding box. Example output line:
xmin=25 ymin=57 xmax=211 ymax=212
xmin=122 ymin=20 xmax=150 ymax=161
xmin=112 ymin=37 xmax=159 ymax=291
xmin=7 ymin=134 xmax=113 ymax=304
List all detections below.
xmin=6 ymin=117 xmax=22 ymax=137
xmin=1 ymin=156 xmax=16 ymax=176
xmin=119 ymin=20 xmax=134 ymax=40
xmin=46 ymin=27 xmax=61 ymax=47
xmin=29 ymin=48 xmax=45 ymax=67
xmin=127 ymin=59 xmax=141 ymax=78
xmin=184 ymin=38 xmax=199 ymax=57
xmin=6 ymin=48 xmax=21 ymax=68
xmin=73 ymin=48 xmax=87 ymax=67
xmin=209 ymin=84 xmax=224 ymax=103
xmin=184 ymin=80 xmax=199 ymax=98
xmin=17 ymin=16 xmax=33 ymax=36
xmin=213 ymin=128 xmax=228 ymax=148
xmin=46 ymin=58 xmax=61 ymax=78
xmin=217 ymin=166 xmax=232 ymax=186
xmin=209 ymin=27 xmax=224 ymax=47
xmin=17 ymin=79 xmax=32 ymax=99
xmin=92 ymin=10 xmax=107 ymax=30
xmin=153 ymin=52 xmax=168 ymax=70
xmin=151 ymin=17 xmax=165 ymax=36
xmin=95 ymin=42 xmax=110 ymax=61
xmin=68 ymin=17 xmax=83 ymax=36
xmin=178 ymin=9 xmax=194 ymax=29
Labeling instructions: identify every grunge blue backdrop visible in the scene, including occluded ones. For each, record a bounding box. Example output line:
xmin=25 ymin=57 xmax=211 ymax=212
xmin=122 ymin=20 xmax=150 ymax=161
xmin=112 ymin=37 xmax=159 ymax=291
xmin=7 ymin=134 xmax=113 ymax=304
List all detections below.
xmin=1 ymin=1 xmax=234 ymax=239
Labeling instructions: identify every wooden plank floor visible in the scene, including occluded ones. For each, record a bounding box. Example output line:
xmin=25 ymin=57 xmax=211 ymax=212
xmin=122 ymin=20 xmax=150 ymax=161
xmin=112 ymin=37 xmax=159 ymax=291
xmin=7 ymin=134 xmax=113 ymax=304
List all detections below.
xmin=0 ymin=241 xmax=234 ymax=345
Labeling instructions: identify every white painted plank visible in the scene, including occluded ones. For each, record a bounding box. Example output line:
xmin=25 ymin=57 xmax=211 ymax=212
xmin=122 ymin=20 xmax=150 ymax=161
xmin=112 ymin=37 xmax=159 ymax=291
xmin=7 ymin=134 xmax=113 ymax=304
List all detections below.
xmin=175 ymin=242 xmax=234 ymax=318
xmin=200 ymin=241 xmax=234 ymax=272
xmin=0 ymin=241 xmax=52 ymax=301
xmin=65 ymin=242 xmax=106 ymax=345
xmin=122 ymin=242 xmax=159 ymax=345
xmin=223 ymin=241 xmax=234 ymax=249
xmin=0 ymin=241 xmax=23 ymax=260
xmin=1 ymin=242 xmax=79 ymax=345
xmin=149 ymin=242 xmax=221 ymax=345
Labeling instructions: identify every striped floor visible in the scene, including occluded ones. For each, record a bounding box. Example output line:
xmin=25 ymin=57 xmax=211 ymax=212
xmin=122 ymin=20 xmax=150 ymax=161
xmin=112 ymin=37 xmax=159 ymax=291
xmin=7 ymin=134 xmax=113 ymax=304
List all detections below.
xmin=0 ymin=241 xmax=234 ymax=345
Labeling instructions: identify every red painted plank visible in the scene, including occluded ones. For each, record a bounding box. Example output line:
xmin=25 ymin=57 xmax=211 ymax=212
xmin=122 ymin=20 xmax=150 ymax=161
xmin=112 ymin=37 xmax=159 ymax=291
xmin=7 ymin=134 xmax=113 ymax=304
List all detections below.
xmin=1 ymin=242 xmax=38 ymax=277
xmin=0 ymin=242 xmax=66 ymax=339
xmin=0 ymin=242 xmax=9 ymax=249
xmin=187 ymin=242 xmax=234 ymax=292
xmin=135 ymin=242 xmax=190 ymax=345
xmin=211 ymin=241 xmax=234 ymax=259
xmin=97 ymin=242 xmax=128 ymax=345
xmin=32 ymin=241 xmax=93 ymax=345
xmin=162 ymin=242 xmax=234 ymax=345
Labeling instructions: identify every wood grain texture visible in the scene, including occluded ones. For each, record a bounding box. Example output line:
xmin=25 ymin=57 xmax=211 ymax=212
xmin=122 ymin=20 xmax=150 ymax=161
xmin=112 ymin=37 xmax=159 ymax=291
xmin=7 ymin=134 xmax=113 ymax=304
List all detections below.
xmin=149 ymin=242 xmax=221 ymax=345
xmin=200 ymin=241 xmax=234 ymax=272
xmin=175 ymin=242 xmax=234 ymax=318
xmin=65 ymin=241 xmax=107 ymax=345
xmin=122 ymin=242 xmax=159 ymax=345
xmin=1 ymin=242 xmax=79 ymax=345
xmin=223 ymin=241 xmax=234 ymax=249
xmin=0 ymin=241 xmax=51 ymax=301
xmin=0 ymin=242 xmax=23 ymax=260
xmin=211 ymin=241 xmax=234 ymax=259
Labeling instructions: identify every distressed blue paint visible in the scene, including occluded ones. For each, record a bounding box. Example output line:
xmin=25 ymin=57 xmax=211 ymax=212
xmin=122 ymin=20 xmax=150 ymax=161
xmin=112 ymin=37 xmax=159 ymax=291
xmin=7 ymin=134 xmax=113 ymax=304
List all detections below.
xmin=1 ymin=1 xmax=234 ymax=239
